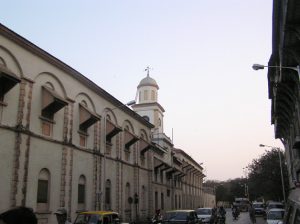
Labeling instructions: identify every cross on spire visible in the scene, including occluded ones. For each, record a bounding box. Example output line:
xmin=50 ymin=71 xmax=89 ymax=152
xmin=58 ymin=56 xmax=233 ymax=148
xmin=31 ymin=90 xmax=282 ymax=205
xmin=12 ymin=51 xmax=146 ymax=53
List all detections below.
xmin=145 ymin=66 xmax=151 ymax=77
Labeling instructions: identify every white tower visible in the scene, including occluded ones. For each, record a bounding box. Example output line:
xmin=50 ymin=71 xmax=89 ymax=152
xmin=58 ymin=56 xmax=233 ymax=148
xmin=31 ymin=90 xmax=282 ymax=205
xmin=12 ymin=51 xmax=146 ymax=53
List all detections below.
xmin=132 ymin=67 xmax=165 ymax=135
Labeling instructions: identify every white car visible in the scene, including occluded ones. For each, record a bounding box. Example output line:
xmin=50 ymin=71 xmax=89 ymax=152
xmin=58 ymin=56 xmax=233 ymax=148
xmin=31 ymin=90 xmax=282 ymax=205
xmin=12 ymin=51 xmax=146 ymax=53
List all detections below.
xmin=266 ymin=208 xmax=285 ymax=224
xmin=195 ymin=208 xmax=215 ymax=224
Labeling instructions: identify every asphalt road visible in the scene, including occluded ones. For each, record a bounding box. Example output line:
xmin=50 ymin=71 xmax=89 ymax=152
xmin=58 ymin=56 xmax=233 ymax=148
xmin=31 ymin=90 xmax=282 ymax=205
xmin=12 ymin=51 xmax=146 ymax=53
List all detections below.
xmin=225 ymin=209 xmax=266 ymax=224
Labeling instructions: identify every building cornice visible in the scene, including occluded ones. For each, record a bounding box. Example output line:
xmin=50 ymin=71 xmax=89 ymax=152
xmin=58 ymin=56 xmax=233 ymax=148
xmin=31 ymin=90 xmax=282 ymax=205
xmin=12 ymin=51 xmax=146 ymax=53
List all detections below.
xmin=132 ymin=102 xmax=165 ymax=113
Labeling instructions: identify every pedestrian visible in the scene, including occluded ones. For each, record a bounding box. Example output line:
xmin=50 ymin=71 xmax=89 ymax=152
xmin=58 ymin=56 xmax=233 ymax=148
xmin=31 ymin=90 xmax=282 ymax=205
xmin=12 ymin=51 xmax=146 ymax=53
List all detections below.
xmin=249 ymin=203 xmax=256 ymax=224
xmin=54 ymin=208 xmax=72 ymax=224
xmin=0 ymin=206 xmax=37 ymax=224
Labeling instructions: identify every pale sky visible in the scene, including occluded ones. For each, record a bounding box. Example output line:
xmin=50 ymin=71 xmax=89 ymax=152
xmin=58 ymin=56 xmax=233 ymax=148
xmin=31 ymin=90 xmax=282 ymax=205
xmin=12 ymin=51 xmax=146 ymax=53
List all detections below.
xmin=0 ymin=0 xmax=282 ymax=181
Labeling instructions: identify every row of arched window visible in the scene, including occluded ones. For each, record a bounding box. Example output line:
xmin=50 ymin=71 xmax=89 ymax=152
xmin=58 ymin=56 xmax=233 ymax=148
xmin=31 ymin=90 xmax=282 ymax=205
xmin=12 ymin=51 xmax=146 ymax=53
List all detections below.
xmin=36 ymin=168 xmax=86 ymax=211
xmin=36 ymin=168 xmax=148 ymax=212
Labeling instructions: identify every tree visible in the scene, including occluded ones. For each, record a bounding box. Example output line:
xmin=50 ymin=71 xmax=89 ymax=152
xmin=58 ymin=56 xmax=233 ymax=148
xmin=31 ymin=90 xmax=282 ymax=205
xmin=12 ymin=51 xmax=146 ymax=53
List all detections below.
xmin=246 ymin=148 xmax=288 ymax=201
xmin=205 ymin=178 xmax=247 ymax=204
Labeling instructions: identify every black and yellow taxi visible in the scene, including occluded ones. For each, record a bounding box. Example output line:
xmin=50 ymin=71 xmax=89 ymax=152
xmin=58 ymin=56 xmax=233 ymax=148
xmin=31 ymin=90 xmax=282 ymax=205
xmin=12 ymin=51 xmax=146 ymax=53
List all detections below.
xmin=74 ymin=211 xmax=120 ymax=224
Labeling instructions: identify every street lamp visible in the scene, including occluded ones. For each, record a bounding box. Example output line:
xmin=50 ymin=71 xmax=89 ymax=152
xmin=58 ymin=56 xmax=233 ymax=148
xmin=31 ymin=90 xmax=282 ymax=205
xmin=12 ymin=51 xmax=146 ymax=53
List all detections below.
xmin=259 ymin=144 xmax=286 ymax=202
xmin=252 ymin=63 xmax=300 ymax=83
xmin=101 ymin=100 xmax=136 ymax=209
xmin=252 ymin=63 xmax=300 ymax=74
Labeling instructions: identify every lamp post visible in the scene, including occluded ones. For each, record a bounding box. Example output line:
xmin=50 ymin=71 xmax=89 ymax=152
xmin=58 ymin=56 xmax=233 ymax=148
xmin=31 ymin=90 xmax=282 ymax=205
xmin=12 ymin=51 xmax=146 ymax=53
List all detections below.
xmin=259 ymin=144 xmax=286 ymax=202
xmin=252 ymin=63 xmax=300 ymax=82
xmin=101 ymin=100 xmax=136 ymax=210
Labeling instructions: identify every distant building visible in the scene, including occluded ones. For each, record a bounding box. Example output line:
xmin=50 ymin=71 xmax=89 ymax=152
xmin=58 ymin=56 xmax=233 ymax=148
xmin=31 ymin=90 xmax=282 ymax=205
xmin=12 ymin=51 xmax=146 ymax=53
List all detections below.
xmin=0 ymin=23 xmax=207 ymax=224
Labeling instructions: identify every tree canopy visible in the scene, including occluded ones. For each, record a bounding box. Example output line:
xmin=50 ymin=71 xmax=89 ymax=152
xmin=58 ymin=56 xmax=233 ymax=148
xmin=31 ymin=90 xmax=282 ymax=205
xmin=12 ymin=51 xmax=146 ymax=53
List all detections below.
xmin=247 ymin=148 xmax=288 ymax=201
xmin=205 ymin=148 xmax=289 ymax=203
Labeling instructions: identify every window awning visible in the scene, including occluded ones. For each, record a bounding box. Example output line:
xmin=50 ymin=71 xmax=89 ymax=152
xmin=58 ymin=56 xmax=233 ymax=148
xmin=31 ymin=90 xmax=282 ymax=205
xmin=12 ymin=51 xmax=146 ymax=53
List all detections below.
xmin=139 ymin=138 xmax=152 ymax=154
xmin=0 ymin=65 xmax=21 ymax=97
xmin=106 ymin=119 xmax=122 ymax=141
xmin=174 ymin=172 xmax=186 ymax=178
xmin=79 ymin=103 xmax=100 ymax=130
xmin=124 ymin=130 xmax=139 ymax=149
xmin=42 ymin=86 xmax=68 ymax=118
xmin=166 ymin=168 xmax=178 ymax=176
xmin=153 ymin=158 xmax=171 ymax=171
xmin=173 ymin=156 xmax=182 ymax=166
xmin=182 ymin=163 xmax=193 ymax=170
xmin=150 ymin=142 xmax=167 ymax=155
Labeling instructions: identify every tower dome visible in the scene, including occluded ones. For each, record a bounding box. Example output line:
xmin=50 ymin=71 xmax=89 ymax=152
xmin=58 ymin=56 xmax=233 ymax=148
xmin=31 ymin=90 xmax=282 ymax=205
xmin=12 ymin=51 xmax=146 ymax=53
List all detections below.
xmin=133 ymin=67 xmax=165 ymax=134
xmin=137 ymin=74 xmax=159 ymax=89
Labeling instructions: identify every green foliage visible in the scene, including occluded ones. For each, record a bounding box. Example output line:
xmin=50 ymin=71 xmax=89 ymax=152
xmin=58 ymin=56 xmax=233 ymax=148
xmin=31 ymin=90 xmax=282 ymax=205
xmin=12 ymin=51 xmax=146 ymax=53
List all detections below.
xmin=247 ymin=149 xmax=288 ymax=201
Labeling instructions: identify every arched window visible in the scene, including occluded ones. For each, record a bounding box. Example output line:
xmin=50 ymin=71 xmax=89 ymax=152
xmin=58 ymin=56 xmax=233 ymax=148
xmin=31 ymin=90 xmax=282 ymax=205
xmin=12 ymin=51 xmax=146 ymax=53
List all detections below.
xmin=139 ymin=91 xmax=141 ymax=102
xmin=151 ymin=90 xmax=155 ymax=100
xmin=37 ymin=168 xmax=50 ymax=211
xmin=161 ymin=192 xmax=164 ymax=210
xmin=142 ymin=185 xmax=146 ymax=210
xmin=126 ymin=183 xmax=131 ymax=210
xmin=144 ymin=90 xmax=148 ymax=100
xmin=105 ymin=179 xmax=111 ymax=210
xmin=78 ymin=175 xmax=86 ymax=208
xmin=158 ymin=118 xmax=162 ymax=127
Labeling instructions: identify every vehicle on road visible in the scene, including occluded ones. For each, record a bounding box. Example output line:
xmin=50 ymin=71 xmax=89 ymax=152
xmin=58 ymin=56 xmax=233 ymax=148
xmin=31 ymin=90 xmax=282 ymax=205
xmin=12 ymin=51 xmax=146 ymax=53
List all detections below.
xmin=252 ymin=202 xmax=265 ymax=216
xmin=266 ymin=201 xmax=284 ymax=211
xmin=195 ymin=207 xmax=216 ymax=224
xmin=266 ymin=208 xmax=285 ymax=224
xmin=162 ymin=210 xmax=200 ymax=224
xmin=234 ymin=197 xmax=249 ymax=212
xmin=74 ymin=211 xmax=120 ymax=224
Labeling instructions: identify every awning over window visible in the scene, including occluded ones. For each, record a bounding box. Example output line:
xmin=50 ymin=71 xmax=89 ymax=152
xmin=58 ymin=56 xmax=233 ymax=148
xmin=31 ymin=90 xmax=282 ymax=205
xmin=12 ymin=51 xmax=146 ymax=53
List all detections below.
xmin=42 ymin=86 xmax=68 ymax=118
xmin=173 ymin=156 xmax=182 ymax=166
xmin=106 ymin=119 xmax=122 ymax=141
xmin=182 ymin=163 xmax=193 ymax=170
xmin=174 ymin=172 xmax=186 ymax=178
xmin=150 ymin=142 xmax=167 ymax=155
xmin=139 ymin=138 xmax=152 ymax=154
xmin=0 ymin=65 xmax=21 ymax=97
xmin=124 ymin=130 xmax=139 ymax=149
xmin=166 ymin=168 xmax=178 ymax=176
xmin=79 ymin=103 xmax=100 ymax=130
xmin=153 ymin=158 xmax=171 ymax=171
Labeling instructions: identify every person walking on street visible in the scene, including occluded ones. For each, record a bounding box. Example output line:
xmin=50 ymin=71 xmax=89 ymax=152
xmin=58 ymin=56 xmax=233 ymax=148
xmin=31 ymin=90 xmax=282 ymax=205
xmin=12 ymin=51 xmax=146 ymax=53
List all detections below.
xmin=249 ymin=203 xmax=256 ymax=224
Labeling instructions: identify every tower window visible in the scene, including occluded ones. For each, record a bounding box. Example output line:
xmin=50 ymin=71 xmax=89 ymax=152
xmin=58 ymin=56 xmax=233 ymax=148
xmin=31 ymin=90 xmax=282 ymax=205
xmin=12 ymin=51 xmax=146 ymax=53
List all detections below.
xmin=139 ymin=91 xmax=141 ymax=102
xmin=158 ymin=118 xmax=162 ymax=127
xmin=151 ymin=90 xmax=155 ymax=100
xmin=144 ymin=90 xmax=148 ymax=100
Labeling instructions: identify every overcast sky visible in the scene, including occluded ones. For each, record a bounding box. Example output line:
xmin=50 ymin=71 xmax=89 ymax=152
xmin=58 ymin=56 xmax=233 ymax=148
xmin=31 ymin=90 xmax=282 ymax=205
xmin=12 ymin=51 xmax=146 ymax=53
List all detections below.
xmin=0 ymin=0 xmax=282 ymax=181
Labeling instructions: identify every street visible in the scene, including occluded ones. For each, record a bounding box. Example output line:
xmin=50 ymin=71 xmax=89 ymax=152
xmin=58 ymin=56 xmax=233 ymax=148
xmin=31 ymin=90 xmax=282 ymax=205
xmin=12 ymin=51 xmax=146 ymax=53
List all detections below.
xmin=225 ymin=209 xmax=266 ymax=224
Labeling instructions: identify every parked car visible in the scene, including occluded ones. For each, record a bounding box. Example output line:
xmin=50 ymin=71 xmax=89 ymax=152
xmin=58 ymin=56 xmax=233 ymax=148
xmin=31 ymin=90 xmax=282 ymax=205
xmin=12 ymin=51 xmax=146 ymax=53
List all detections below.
xmin=162 ymin=210 xmax=200 ymax=224
xmin=74 ymin=211 xmax=121 ymax=224
xmin=252 ymin=202 xmax=265 ymax=216
xmin=195 ymin=208 xmax=216 ymax=224
xmin=266 ymin=201 xmax=284 ymax=211
xmin=266 ymin=208 xmax=285 ymax=224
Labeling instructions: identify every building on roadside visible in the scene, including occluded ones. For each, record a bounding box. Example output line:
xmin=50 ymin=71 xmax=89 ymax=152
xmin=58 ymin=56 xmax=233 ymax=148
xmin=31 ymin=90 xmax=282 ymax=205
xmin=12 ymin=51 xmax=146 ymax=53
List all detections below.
xmin=261 ymin=0 xmax=300 ymax=213
xmin=0 ymin=23 xmax=206 ymax=224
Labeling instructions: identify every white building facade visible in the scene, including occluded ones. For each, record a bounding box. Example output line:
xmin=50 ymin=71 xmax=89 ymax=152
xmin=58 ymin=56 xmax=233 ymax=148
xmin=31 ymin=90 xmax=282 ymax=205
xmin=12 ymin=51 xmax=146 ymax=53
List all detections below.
xmin=0 ymin=24 xmax=207 ymax=224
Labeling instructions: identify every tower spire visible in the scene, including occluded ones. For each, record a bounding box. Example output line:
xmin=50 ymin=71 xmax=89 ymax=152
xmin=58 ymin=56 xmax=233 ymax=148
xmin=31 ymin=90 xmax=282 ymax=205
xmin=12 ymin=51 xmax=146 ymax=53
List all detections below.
xmin=145 ymin=66 xmax=150 ymax=77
